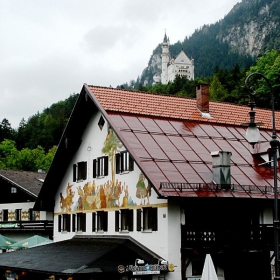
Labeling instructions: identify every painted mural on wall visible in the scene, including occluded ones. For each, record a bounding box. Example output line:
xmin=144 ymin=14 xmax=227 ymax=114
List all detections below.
xmin=60 ymin=129 xmax=151 ymax=212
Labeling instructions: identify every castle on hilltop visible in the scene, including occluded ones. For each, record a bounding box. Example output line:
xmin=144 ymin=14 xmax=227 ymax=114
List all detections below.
xmin=158 ymin=33 xmax=194 ymax=84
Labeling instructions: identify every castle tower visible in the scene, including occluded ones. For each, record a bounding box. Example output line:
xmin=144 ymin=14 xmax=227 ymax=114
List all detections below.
xmin=161 ymin=32 xmax=170 ymax=84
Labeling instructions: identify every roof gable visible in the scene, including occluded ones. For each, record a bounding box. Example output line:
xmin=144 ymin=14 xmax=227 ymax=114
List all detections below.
xmin=173 ymin=49 xmax=192 ymax=64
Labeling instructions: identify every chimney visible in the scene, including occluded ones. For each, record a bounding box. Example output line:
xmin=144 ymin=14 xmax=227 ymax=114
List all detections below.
xmin=196 ymin=84 xmax=210 ymax=113
xmin=211 ymin=151 xmax=232 ymax=189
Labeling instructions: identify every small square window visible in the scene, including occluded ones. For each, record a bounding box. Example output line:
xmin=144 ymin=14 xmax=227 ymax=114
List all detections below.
xmin=11 ymin=187 xmax=17 ymax=193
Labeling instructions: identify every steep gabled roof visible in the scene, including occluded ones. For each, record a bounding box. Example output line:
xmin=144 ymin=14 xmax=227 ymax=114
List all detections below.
xmin=35 ymin=85 xmax=280 ymax=210
xmin=173 ymin=49 xmax=193 ymax=64
xmin=0 ymin=169 xmax=46 ymax=197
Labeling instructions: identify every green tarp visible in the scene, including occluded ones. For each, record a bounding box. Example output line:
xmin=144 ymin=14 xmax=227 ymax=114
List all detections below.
xmin=0 ymin=234 xmax=16 ymax=249
xmin=9 ymin=235 xmax=52 ymax=249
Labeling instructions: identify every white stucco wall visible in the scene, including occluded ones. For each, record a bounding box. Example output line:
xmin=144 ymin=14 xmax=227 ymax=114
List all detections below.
xmin=52 ymin=111 xmax=178 ymax=278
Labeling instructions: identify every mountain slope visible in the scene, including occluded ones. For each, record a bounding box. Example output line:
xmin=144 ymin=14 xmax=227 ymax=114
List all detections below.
xmin=125 ymin=0 xmax=280 ymax=88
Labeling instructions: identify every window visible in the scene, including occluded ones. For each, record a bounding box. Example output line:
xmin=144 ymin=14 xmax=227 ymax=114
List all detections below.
xmin=98 ymin=116 xmax=105 ymax=130
xmin=115 ymin=209 xmax=133 ymax=232
xmin=76 ymin=213 xmax=86 ymax=232
xmin=11 ymin=187 xmax=17 ymax=193
xmin=92 ymin=211 xmax=108 ymax=232
xmin=93 ymin=156 xmax=108 ymax=178
xmin=58 ymin=214 xmax=71 ymax=232
xmin=3 ymin=210 xmax=8 ymax=222
xmin=73 ymin=161 xmax=87 ymax=182
xmin=29 ymin=209 xmax=36 ymax=221
xmin=15 ymin=209 xmax=21 ymax=221
xmin=116 ymin=151 xmax=134 ymax=174
xmin=137 ymin=207 xmax=158 ymax=231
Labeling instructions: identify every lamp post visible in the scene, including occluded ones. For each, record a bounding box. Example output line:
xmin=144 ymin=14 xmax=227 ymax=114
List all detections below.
xmin=244 ymin=72 xmax=280 ymax=279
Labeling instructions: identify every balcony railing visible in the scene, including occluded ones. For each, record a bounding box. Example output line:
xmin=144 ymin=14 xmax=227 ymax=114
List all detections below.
xmin=0 ymin=220 xmax=53 ymax=232
xmin=181 ymin=224 xmax=274 ymax=250
xmin=161 ymin=182 xmax=274 ymax=195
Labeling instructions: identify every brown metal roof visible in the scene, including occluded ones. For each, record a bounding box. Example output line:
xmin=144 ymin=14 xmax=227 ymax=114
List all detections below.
xmin=85 ymin=85 xmax=280 ymax=199
xmin=0 ymin=170 xmax=46 ymax=197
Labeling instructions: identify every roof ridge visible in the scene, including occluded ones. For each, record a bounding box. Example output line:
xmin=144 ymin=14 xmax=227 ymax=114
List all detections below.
xmin=88 ymin=85 xmax=196 ymax=100
xmin=87 ymin=85 xmax=280 ymax=112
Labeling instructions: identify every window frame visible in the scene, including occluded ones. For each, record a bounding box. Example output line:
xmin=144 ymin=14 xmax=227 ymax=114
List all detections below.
xmin=58 ymin=214 xmax=71 ymax=232
xmin=93 ymin=156 xmax=109 ymax=178
xmin=92 ymin=211 xmax=108 ymax=232
xmin=115 ymin=209 xmax=133 ymax=232
xmin=115 ymin=151 xmax=134 ymax=174
xmin=73 ymin=161 xmax=87 ymax=182
xmin=3 ymin=210 xmax=8 ymax=222
xmin=75 ymin=212 xmax=86 ymax=232
xmin=11 ymin=187 xmax=17 ymax=194
xmin=137 ymin=207 xmax=158 ymax=232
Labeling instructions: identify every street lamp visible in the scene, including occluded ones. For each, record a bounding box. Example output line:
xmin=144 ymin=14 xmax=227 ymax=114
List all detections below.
xmin=244 ymin=72 xmax=280 ymax=279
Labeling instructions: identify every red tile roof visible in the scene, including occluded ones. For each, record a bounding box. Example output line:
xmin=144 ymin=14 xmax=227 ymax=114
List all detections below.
xmin=86 ymin=85 xmax=280 ymax=199
xmin=87 ymin=85 xmax=280 ymax=130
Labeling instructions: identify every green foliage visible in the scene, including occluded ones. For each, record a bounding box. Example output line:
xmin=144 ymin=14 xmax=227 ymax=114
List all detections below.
xmin=210 ymin=75 xmax=228 ymax=101
xmin=0 ymin=119 xmax=15 ymax=142
xmin=0 ymin=93 xmax=77 ymax=172
xmin=16 ymin=93 xmax=78 ymax=151
xmin=0 ymin=139 xmax=56 ymax=171
xmin=246 ymin=49 xmax=280 ymax=109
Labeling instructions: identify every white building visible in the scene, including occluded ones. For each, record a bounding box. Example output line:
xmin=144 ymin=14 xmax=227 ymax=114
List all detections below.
xmin=161 ymin=33 xmax=194 ymax=84
xmin=0 ymin=84 xmax=278 ymax=280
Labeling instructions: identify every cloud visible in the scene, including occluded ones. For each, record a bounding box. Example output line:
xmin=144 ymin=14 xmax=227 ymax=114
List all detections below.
xmin=0 ymin=0 xmax=241 ymax=128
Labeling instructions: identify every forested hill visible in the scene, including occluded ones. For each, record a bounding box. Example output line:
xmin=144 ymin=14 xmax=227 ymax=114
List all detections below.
xmin=120 ymin=0 xmax=280 ymax=88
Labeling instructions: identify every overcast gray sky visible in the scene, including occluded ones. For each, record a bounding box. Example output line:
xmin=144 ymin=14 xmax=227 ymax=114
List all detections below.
xmin=0 ymin=0 xmax=240 ymax=128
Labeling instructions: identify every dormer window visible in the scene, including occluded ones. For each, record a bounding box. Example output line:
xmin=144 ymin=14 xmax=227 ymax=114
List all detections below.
xmin=115 ymin=151 xmax=134 ymax=174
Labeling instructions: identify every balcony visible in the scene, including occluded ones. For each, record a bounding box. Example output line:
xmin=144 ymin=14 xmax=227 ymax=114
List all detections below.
xmin=181 ymin=224 xmax=274 ymax=251
xmin=0 ymin=220 xmax=53 ymax=233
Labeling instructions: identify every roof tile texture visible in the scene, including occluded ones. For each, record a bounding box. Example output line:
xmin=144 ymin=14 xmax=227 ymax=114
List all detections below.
xmin=88 ymin=85 xmax=280 ymax=130
xmin=0 ymin=169 xmax=46 ymax=196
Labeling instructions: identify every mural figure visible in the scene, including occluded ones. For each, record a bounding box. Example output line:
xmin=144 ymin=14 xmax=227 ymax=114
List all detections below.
xmin=60 ymin=183 xmax=75 ymax=212
xmin=136 ymin=173 xmax=150 ymax=205
xmin=122 ymin=183 xmax=129 ymax=207
xmin=84 ymin=181 xmax=100 ymax=210
xmin=77 ymin=186 xmax=84 ymax=210
xmin=60 ymin=130 xmax=151 ymax=213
